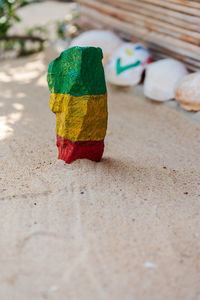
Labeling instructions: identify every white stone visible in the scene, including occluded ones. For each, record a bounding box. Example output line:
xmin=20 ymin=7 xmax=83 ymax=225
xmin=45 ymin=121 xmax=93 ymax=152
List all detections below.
xmin=144 ymin=58 xmax=188 ymax=101
xmin=144 ymin=262 xmax=157 ymax=269
xmin=70 ymin=30 xmax=122 ymax=64
xmin=175 ymin=72 xmax=200 ymax=111
xmin=105 ymin=42 xmax=151 ymax=86
xmin=50 ymin=285 xmax=60 ymax=292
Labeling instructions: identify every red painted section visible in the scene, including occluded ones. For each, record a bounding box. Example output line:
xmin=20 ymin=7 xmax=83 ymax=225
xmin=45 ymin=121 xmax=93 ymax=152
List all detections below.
xmin=142 ymin=57 xmax=153 ymax=67
xmin=56 ymin=134 xmax=105 ymax=164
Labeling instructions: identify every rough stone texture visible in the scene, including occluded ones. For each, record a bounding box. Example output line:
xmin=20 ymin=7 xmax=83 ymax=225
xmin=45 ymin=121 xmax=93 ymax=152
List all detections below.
xmin=49 ymin=93 xmax=107 ymax=141
xmin=47 ymin=47 xmax=108 ymax=163
xmin=56 ymin=135 xmax=104 ymax=163
xmin=0 ymin=52 xmax=200 ymax=300
xmin=47 ymin=47 xmax=107 ymax=96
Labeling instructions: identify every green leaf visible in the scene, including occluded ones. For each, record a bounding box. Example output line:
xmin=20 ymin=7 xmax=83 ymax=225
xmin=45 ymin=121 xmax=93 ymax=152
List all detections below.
xmin=13 ymin=14 xmax=21 ymax=22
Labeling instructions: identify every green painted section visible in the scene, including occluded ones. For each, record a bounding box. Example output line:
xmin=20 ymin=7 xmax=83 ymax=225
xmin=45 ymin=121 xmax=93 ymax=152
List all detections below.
xmin=116 ymin=58 xmax=141 ymax=75
xmin=47 ymin=46 xmax=107 ymax=96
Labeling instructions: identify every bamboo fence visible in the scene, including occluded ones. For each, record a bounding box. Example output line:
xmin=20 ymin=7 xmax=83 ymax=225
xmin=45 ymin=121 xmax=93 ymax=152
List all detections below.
xmin=76 ymin=0 xmax=200 ymax=71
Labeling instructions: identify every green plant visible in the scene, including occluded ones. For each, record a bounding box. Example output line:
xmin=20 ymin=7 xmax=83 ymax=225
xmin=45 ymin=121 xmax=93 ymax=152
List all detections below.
xmin=0 ymin=0 xmax=33 ymax=37
xmin=0 ymin=0 xmax=47 ymax=57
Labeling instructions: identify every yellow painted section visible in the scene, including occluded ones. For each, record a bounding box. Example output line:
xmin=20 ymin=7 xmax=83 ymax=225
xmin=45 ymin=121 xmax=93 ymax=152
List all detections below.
xmin=49 ymin=93 xmax=107 ymax=141
xmin=125 ymin=49 xmax=133 ymax=56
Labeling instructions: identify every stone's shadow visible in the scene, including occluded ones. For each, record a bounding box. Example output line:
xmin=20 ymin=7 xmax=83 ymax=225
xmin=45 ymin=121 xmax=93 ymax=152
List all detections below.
xmin=101 ymin=155 xmax=148 ymax=176
xmin=98 ymin=156 xmax=153 ymax=188
xmin=98 ymin=156 xmax=199 ymax=198
xmin=100 ymin=156 xmax=137 ymax=175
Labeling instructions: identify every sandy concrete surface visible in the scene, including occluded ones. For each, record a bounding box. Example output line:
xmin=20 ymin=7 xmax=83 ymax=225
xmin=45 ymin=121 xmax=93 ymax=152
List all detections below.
xmin=0 ymin=50 xmax=199 ymax=300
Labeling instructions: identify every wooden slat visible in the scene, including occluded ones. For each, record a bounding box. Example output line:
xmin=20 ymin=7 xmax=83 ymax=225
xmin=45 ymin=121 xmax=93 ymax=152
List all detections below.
xmin=81 ymin=6 xmax=200 ymax=56
xmin=139 ymin=0 xmax=200 ymax=16
xmin=76 ymin=0 xmax=200 ymax=70
xmin=100 ymin=0 xmax=200 ymax=31
xmin=79 ymin=0 xmax=200 ymax=45
xmin=166 ymin=0 xmax=200 ymax=9
xmin=99 ymin=0 xmax=200 ymax=23
xmin=79 ymin=6 xmax=200 ymax=64
xmin=77 ymin=15 xmax=199 ymax=71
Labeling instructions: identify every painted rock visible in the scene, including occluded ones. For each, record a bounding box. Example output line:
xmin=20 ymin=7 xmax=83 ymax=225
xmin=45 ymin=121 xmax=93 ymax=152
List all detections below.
xmin=47 ymin=46 xmax=108 ymax=164
xmin=175 ymin=72 xmax=200 ymax=111
xmin=70 ymin=30 xmax=122 ymax=65
xmin=105 ymin=42 xmax=152 ymax=86
xmin=144 ymin=58 xmax=188 ymax=101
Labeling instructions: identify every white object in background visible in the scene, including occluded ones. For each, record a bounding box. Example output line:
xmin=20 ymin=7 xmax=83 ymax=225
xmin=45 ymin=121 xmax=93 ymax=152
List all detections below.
xmin=144 ymin=58 xmax=188 ymax=101
xmin=175 ymin=72 xmax=200 ymax=111
xmin=70 ymin=30 xmax=122 ymax=64
xmin=105 ymin=42 xmax=152 ymax=86
xmin=144 ymin=262 xmax=157 ymax=269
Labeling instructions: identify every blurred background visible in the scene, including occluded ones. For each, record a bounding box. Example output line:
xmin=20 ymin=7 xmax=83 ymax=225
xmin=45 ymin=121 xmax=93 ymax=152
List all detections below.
xmin=0 ymin=0 xmax=199 ymax=69
xmin=1 ymin=0 xmax=200 ymax=112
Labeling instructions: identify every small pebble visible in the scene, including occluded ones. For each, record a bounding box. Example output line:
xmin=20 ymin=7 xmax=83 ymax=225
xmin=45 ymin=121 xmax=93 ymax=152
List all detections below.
xmin=106 ymin=42 xmax=151 ymax=86
xmin=175 ymin=72 xmax=200 ymax=111
xmin=144 ymin=262 xmax=157 ymax=269
xmin=194 ymin=233 xmax=200 ymax=237
xmin=144 ymin=58 xmax=188 ymax=101
xmin=50 ymin=285 xmax=60 ymax=292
